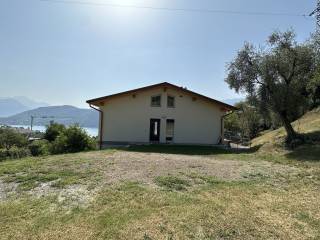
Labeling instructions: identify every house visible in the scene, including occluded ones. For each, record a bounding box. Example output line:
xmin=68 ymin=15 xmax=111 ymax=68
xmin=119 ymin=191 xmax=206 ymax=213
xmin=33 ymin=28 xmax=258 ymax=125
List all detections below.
xmin=86 ymin=82 xmax=237 ymax=148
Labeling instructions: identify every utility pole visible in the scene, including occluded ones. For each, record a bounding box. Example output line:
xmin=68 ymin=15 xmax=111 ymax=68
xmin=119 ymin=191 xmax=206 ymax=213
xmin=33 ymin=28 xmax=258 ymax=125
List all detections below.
xmin=30 ymin=115 xmax=55 ymax=133
xmin=310 ymin=0 xmax=320 ymax=31
xmin=30 ymin=116 xmax=34 ymax=132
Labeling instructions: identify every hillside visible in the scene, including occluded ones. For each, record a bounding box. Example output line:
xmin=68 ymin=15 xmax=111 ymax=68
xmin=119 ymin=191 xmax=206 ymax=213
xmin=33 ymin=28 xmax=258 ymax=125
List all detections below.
xmin=223 ymin=97 xmax=244 ymax=105
xmin=252 ymin=108 xmax=320 ymax=151
xmin=0 ymin=105 xmax=98 ymax=128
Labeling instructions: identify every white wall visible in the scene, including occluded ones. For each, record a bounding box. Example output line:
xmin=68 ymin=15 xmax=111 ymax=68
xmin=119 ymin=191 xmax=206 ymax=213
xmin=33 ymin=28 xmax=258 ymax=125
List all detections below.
xmin=99 ymin=86 xmax=225 ymax=145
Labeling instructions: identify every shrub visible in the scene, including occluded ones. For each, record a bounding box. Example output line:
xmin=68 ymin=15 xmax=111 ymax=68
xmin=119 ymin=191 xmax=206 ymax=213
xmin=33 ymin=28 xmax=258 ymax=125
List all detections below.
xmin=44 ymin=123 xmax=66 ymax=142
xmin=49 ymin=125 xmax=96 ymax=154
xmin=0 ymin=127 xmax=28 ymax=150
xmin=0 ymin=149 xmax=7 ymax=160
xmin=49 ymin=135 xmax=67 ymax=154
xmin=28 ymin=140 xmax=49 ymax=156
xmin=0 ymin=147 xmax=31 ymax=161
xmin=7 ymin=147 xmax=30 ymax=159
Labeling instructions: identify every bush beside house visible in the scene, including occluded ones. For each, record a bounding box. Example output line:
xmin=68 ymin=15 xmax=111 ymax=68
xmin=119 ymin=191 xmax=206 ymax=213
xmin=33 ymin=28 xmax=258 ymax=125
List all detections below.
xmin=0 ymin=123 xmax=96 ymax=161
xmin=46 ymin=124 xmax=96 ymax=154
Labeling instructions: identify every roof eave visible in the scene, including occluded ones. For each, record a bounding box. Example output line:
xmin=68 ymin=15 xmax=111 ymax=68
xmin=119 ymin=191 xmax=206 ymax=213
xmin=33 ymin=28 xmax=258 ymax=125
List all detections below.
xmin=86 ymin=82 xmax=238 ymax=110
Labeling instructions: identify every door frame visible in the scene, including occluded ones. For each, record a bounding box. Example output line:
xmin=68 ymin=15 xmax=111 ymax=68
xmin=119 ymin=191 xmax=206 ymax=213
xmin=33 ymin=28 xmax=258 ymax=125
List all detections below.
xmin=149 ymin=118 xmax=161 ymax=142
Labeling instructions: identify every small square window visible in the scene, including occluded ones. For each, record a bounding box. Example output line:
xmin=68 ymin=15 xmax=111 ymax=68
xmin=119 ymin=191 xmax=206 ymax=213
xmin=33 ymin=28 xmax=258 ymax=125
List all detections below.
xmin=151 ymin=95 xmax=161 ymax=107
xmin=167 ymin=96 xmax=175 ymax=108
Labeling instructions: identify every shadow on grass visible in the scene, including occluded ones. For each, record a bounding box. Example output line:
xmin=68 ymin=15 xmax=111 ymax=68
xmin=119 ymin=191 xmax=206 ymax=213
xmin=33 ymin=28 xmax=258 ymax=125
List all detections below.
xmin=303 ymin=131 xmax=320 ymax=142
xmin=285 ymin=144 xmax=320 ymax=161
xmin=285 ymin=131 xmax=320 ymax=161
xmin=115 ymin=144 xmax=261 ymax=156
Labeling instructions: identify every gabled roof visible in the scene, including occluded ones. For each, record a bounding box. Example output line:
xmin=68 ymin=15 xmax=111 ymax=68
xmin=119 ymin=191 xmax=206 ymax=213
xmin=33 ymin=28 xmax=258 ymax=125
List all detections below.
xmin=87 ymin=82 xmax=237 ymax=111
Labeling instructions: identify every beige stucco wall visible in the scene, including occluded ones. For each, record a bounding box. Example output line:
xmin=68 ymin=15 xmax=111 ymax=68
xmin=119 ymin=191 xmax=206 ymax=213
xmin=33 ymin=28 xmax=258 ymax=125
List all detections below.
xmin=98 ymin=86 xmax=225 ymax=145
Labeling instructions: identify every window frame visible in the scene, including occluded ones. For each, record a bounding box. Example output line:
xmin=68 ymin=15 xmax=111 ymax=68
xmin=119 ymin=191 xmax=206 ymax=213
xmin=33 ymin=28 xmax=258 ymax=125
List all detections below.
xmin=151 ymin=95 xmax=162 ymax=107
xmin=167 ymin=95 xmax=175 ymax=108
xmin=166 ymin=119 xmax=175 ymax=142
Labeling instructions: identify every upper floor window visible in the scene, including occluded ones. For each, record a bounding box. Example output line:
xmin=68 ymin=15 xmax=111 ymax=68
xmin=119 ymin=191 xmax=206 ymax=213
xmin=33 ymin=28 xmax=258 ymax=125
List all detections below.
xmin=167 ymin=96 xmax=175 ymax=108
xmin=151 ymin=95 xmax=161 ymax=107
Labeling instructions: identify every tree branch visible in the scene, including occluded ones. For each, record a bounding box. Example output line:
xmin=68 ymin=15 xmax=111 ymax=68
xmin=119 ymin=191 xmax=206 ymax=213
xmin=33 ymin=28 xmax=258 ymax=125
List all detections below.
xmin=287 ymin=56 xmax=297 ymax=83
xmin=275 ymin=63 xmax=290 ymax=85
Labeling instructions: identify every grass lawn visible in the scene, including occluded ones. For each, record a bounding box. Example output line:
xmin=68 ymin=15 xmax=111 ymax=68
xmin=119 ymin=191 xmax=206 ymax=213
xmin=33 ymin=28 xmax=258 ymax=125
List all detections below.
xmin=0 ymin=144 xmax=319 ymax=240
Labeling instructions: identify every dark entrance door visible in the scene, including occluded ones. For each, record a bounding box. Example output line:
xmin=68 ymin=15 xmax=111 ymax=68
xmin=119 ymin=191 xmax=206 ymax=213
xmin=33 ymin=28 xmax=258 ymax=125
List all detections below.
xmin=149 ymin=119 xmax=160 ymax=142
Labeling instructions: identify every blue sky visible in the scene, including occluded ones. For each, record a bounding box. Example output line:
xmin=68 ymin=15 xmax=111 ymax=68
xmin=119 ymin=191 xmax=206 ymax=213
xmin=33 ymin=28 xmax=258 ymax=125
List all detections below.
xmin=0 ymin=0 xmax=316 ymax=108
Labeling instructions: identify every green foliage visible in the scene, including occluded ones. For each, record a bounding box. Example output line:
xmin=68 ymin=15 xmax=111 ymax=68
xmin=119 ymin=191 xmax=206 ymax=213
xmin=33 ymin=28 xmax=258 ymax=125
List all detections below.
xmin=226 ymin=30 xmax=316 ymax=143
xmin=0 ymin=127 xmax=28 ymax=150
xmin=237 ymin=102 xmax=261 ymax=138
xmin=0 ymin=127 xmax=30 ymax=160
xmin=224 ymin=112 xmax=241 ymax=133
xmin=0 ymin=124 xmax=95 ymax=159
xmin=225 ymin=101 xmax=261 ymax=139
xmin=49 ymin=125 xmax=96 ymax=154
xmin=0 ymin=147 xmax=30 ymax=161
xmin=309 ymin=32 xmax=320 ymax=65
xmin=28 ymin=140 xmax=49 ymax=156
xmin=44 ymin=123 xmax=66 ymax=142
xmin=307 ymin=67 xmax=320 ymax=108
xmin=0 ymin=149 xmax=7 ymax=160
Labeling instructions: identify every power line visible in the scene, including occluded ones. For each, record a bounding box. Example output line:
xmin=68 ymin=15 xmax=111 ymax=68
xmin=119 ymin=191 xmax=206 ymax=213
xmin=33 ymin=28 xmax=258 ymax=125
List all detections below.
xmin=40 ymin=0 xmax=309 ymax=18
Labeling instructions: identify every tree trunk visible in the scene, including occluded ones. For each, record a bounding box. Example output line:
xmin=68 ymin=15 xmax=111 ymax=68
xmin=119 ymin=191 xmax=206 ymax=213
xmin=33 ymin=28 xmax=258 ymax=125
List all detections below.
xmin=280 ymin=112 xmax=298 ymax=142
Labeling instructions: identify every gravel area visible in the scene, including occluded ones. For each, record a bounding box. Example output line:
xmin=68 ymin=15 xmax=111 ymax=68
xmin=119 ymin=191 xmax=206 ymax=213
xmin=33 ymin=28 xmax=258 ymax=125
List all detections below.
xmin=0 ymin=151 xmax=300 ymax=204
xmin=0 ymin=180 xmax=18 ymax=200
xmin=101 ymin=151 xmax=299 ymax=185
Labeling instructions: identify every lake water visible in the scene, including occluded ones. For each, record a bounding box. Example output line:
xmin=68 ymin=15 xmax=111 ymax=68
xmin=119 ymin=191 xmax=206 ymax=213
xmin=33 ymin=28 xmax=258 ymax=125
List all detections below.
xmin=7 ymin=125 xmax=98 ymax=137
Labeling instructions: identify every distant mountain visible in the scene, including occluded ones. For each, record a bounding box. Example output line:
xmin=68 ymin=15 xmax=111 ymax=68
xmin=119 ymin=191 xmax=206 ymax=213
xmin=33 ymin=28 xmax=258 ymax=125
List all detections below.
xmin=0 ymin=98 xmax=30 ymax=117
xmin=12 ymin=96 xmax=49 ymax=109
xmin=0 ymin=105 xmax=99 ymax=128
xmin=0 ymin=96 xmax=49 ymax=117
xmin=223 ymin=98 xmax=244 ymax=106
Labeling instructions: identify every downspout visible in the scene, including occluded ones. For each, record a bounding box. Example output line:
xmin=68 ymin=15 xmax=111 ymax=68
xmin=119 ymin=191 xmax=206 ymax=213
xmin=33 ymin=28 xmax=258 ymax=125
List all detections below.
xmin=89 ymin=104 xmax=103 ymax=150
xmin=220 ymin=111 xmax=234 ymax=145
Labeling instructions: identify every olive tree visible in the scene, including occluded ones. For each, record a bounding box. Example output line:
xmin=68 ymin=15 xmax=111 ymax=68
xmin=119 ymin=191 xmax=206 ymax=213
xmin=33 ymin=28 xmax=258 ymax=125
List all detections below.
xmin=307 ymin=68 xmax=320 ymax=108
xmin=226 ymin=30 xmax=315 ymax=143
xmin=306 ymin=33 xmax=320 ymax=108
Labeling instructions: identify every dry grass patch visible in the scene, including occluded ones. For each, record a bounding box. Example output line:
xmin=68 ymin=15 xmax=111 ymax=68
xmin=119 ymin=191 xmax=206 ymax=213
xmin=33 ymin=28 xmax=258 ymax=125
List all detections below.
xmin=106 ymin=182 xmax=320 ymax=240
xmin=0 ymin=144 xmax=319 ymax=239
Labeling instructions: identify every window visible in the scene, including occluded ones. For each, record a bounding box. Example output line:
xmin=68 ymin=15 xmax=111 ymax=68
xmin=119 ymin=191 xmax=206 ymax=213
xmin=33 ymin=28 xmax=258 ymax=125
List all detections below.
xmin=166 ymin=119 xmax=175 ymax=142
xmin=151 ymin=95 xmax=161 ymax=107
xmin=167 ymin=96 xmax=175 ymax=108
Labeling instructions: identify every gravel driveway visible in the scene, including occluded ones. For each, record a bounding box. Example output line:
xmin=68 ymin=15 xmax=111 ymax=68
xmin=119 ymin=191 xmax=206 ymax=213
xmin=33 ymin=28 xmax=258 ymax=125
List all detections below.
xmin=101 ymin=151 xmax=299 ymax=185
